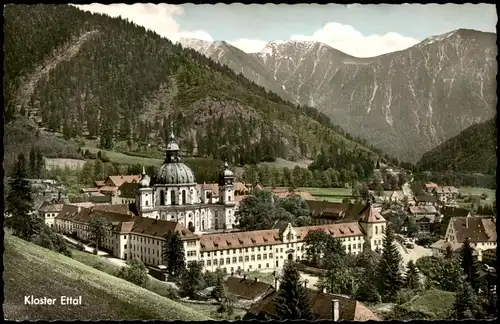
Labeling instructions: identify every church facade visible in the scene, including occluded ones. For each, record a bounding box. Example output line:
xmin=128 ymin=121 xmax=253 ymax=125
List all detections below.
xmin=134 ymin=130 xmax=237 ymax=233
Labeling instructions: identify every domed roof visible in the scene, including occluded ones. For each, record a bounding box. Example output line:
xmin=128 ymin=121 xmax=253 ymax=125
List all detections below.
xmin=221 ymin=161 xmax=234 ymax=177
xmin=155 ymin=122 xmax=196 ymax=185
xmin=156 ymin=162 xmax=196 ymax=185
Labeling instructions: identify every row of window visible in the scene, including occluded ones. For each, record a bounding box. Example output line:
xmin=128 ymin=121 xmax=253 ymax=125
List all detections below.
xmin=202 ymin=252 xmax=279 ymax=265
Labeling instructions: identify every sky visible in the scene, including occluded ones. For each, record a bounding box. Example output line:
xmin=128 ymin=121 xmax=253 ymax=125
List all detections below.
xmin=74 ymin=3 xmax=497 ymax=58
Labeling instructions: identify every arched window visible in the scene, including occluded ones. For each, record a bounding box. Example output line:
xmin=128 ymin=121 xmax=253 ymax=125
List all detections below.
xmin=375 ymin=226 xmax=378 ymax=235
xmin=182 ymin=190 xmax=187 ymax=205
xmin=159 ymin=190 xmax=165 ymax=205
xmin=145 ymin=200 xmax=149 ymax=206
xmin=170 ymin=190 xmax=176 ymax=205
xmin=202 ymin=220 xmax=205 ymax=230
xmin=228 ymin=195 xmax=232 ymax=202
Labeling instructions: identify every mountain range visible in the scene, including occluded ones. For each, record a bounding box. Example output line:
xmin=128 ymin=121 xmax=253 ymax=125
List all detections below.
xmin=180 ymin=29 xmax=497 ymax=162
xmin=3 ymin=4 xmax=381 ymax=173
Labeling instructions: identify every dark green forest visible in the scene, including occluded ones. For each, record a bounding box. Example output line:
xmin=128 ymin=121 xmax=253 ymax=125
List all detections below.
xmin=416 ymin=117 xmax=496 ymax=174
xmin=4 ymin=4 xmax=389 ymax=175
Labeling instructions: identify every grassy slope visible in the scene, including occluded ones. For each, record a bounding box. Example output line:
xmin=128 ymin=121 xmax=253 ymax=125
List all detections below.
xmin=4 ymin=234 xmax=210 ymax=321
xmin=400 ymin=289 xmax=455 ymax=319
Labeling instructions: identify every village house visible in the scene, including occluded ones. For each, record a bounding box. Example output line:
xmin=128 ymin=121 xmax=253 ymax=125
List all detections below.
xmin=414 ymin=195 xmax=438 ymax=207
xmin=433 ymin=186 xmax=459 ymax=204
xmin=224 ymin=276 xmax=275 ymax=307
xmin=431 ymin=216 xmax=497 ymax=261
xmin=482 ymin=248 xmax=496 ymax=266
xmin=54 ymin=202 xmax=386 ymax=274
xmin=407 ymin=205 xmax=441 ymax=233
xmin=38 ymin=201 xmax=64 ymax=228
xmin=306 ymin=201 xmax=366 ymax=225
xmin=439 ymin=206 xmax=472 ymax=236
xmin=244 ymin=288 xmax=380 ymax=321
xmin=423 ymin=183 xmax=438 ymax=194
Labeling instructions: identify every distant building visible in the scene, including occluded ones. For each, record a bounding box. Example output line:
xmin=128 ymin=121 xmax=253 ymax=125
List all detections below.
xmin=433 ymin=186 xmax=459 ymax=204
xmin=408 ymin=206 xmax=441 ymax=233
xmin=224 ymin=276 xmax=274 ymax=306
xmin=244 ymin=288 xmax=380 ymax=321
xmin=432 ymin=215 xmax=497 ymax=261
xmin=423 ymin=183 xmax=438 ymax=194
xmin=414 ymin=195 xmax=438 ymax=207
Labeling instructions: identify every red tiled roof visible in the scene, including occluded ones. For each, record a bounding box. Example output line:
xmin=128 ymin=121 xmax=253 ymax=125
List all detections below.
xmin=94 ymin=180 xmax=106 ymax=187
xmin=199 ymin=222 xmax=363 ymax=252
xmin=296 ymin=222 xmax=363 ymax=239
xmin=200 ymin=229 xmax=281 ymax=251
xmin=424 ymin=183 xmax=438 ymax=189
xmin=106 ymin=175 xmax=141 ymax=188
xmin=359 ymin=204 xmax=386 ymax=223
xmin=99 ymin=186 xmax=119 ymax=192
xmin=129 ymin=217 xmax=197 ymax=240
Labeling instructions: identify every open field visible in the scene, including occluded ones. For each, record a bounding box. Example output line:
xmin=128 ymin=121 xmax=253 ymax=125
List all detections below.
xmin=400 ymin=289 xmax=455 ymax=319
xmin=458 ymin=186 xmax=496 ymax=205
xmin=178 ymin=301 xmax=247 ymax=319
xmin=4 ymin=234 xmax=210 ymax=321
xmin=297 ymin=187 xmax=352 ymax=196
xmin=298 ymin=187 xmax=352 ymax=202
xmin=82 ymin=140 xmax=163 ymax=167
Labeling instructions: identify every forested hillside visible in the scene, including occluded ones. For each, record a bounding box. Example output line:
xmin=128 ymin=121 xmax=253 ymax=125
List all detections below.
xmin=416 ymin=117 xmax=497 ymax=174
xmin=4 ymin=4 xmax=380 ymax=175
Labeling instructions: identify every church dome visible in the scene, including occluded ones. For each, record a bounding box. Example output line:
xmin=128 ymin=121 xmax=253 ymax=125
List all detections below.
xmin=155 ymin=123 xmax=196 ymax=185
xmin=156 ymin=162 xmax=195 ymax=184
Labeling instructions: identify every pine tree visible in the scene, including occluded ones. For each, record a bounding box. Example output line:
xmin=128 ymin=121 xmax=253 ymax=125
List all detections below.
xmin=404 ymin=260 xmax=420 ymax=290
xmin=5 ymin=153 xmax=38 ymax=240
xmin=376 ymin=225 xmax=404 ymax=301
xmin=460 ymin=237 xmax=479 ymax=292
xmin=88 ymin=215 xmax=110 ymax=253
xmin=162 ymin=230 xmax=186 ymax=277
xmin=179 ymin=261 xmax=204 ymax=298
xmin=29 ymin=147 xmax=37 ymax=178
xmin=275 ymin=261 xmax=314 ymax=320
xmin=211 ymin=275 xmax=226 ymax=302
xmin=444 ymin=245 xmax=454 ymax=259
xmin=452 ymin=282 xmax=478 ymax=319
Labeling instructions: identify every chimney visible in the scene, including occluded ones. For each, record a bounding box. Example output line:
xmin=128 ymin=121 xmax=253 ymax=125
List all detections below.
xmin=243 ymin=274 xmax=247 ymax=280
xmin=254 ymin=277 xmax=259 ymax=283
xmin=332 ymin=299 xmax=340 ymax=321
xmin=466 ymin=217 xmax=468 ymax=229
xmin=77 ymin=206 xmax=81 ymax=213
xmin=274 ymin=277 xmax=279 ymax=290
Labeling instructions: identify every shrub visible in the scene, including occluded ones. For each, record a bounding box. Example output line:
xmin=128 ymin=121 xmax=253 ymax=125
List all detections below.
xmin=480 ymin=193 xmax=488 ymax=200
xmin=117 ymin=258 xmax=149 ymax=287
xmin=76 ymin=242 xmax=85 ymax=251
xmin=146 ymin=280 xmax=180 ymax=300
xmin=395 ymin=289 xmax=417 ymax=305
